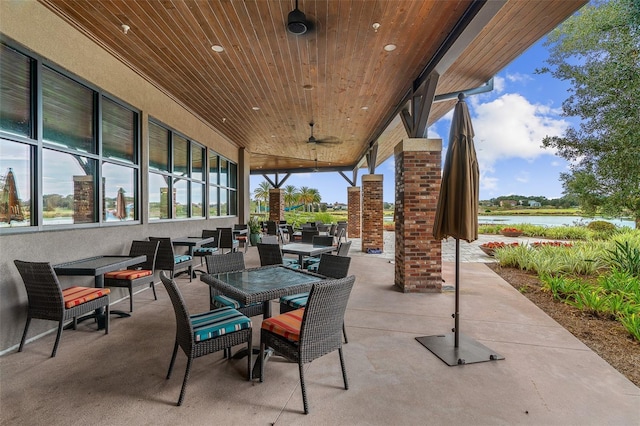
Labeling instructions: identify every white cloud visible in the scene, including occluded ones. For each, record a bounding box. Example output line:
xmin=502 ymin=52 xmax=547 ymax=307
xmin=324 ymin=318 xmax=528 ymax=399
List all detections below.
xmin=550 ymin=160 xmax=562 ymax=167
xmin=480 ymin=172 xmax=499 ymax=192
xmin=515 ymin=171 xmax=530 ymax=183
xmin=506 ymin=72 xmax=533 ymax=83
xmin=467 ymin=93 xmax=569 ymax=171
xmin=492 ymin=75 xmax=506 ymax=93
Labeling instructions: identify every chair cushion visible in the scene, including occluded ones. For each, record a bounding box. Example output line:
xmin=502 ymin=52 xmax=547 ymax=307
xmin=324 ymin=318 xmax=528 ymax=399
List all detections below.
xmin=104 ymin=269 xmax=153 ymax=280
xmin=279 ymin=292 xmax=308 ymax=309
xmin=261 ymin=308 xmax=304 ymax=342
xmin=174 ymin=255 xmax=192 ymax=264
xmin=190 ymin=307 xmax=251 ymax=342
xmin=193 ymin=247 xmax=218 ymax=255
xmin=213 ymin=295 xmax=262 ymax=310
xmin=62 ymin=286 xmax=110 ymax=309
xmin=307 ymin=263 xmax=319 ymax=272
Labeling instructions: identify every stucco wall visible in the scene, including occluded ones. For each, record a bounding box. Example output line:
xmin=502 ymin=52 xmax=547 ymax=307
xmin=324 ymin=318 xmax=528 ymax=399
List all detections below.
xmin=0 ymin=1 xmax=244 ymax=353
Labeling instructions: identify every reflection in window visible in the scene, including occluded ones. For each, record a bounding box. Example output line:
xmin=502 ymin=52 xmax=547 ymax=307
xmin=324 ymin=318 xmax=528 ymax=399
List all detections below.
xmin=102 ymin=98 xmax=136 ymax=163
xmin=43 ymin=149 xmax=97 ymax=225
xmin=103 ymin=162 xmax=136 ymax=222
xmin=148 ymin=173 xmax=169 ymax=220
xmin=220 ymin=188 xmax=228 ymax=216
xmin=0 ymin=140 xmax=31 ymax=228
xmin=173 ymin=135 xmax=188 ymax=176
xmin=174 ymin=178 xmax=188 ymax=219
xmin=42 ymin=67 xmax=94 ymax=153
xmin=149 ymin=122 xmax=169 ymax=172
xmin=192 ymin=143 xmax=204 ymax=181
xmin=191 ymin=182 xmax=204 ymax=218
xmin=209 ymin=153 xmax=218 ymax=185
xmin=220 ymin=158 xmax=228 ymax=187
xmin=209 ymin=186 xmax=218 ymax=217
xmin=0 ymin=45 xmax=32 ymax=138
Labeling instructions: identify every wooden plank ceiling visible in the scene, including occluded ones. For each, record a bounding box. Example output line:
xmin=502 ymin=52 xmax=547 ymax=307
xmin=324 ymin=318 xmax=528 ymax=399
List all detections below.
xmin=39 ymin=0 xmax=586 ymax=175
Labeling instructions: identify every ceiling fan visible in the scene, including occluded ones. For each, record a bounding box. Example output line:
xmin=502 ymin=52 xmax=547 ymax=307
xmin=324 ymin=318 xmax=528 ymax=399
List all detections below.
xmin=306 ymin=122 xmax=341 ymax=146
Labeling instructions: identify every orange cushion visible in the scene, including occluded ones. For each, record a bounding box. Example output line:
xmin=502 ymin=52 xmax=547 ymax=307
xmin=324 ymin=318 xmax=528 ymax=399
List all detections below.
xmin=62 ymin=286 xmax=110 ymax=309
xmin=104 ymin=269 xmax=153 ymax=280
xmin=261 ymin=308 xmax=304 ymax=342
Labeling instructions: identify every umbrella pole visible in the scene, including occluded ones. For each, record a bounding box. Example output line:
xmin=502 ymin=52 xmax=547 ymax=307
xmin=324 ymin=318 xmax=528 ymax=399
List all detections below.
xmin=454 ymin=238 xmax=460 ymax=348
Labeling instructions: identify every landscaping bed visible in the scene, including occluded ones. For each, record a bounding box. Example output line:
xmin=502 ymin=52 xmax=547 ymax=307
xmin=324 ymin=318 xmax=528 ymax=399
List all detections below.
xmin=487 ymin=263 xmax=640 ymax=387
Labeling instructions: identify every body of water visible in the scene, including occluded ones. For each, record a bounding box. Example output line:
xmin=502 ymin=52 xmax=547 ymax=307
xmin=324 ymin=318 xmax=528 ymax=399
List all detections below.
xmin=478 ymin=215 xmax=634 ymax=228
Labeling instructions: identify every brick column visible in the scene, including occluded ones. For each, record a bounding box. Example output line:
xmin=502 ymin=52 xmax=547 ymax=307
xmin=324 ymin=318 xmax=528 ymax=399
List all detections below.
xmin=394 ymin=138 xmax=442 ymax=293
xmin=268 ymin=188 xmax=284 ymax=222
xmin=361 ymin=175 xmax=383 ymax=253
xmin=347 ymin=186 xmax=361 ymax=239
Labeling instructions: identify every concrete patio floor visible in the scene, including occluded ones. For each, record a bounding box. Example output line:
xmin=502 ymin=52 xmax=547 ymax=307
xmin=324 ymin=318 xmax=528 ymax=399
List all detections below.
xmin=1 ymin=235 xmax=638 ymax=425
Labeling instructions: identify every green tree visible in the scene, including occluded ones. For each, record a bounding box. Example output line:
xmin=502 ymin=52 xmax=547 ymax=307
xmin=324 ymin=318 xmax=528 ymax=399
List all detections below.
xmin=253 ymin=181 xmax=272 ymax=213
xmin=308 ymin=188 xmax=321 ymax=212
xmin=298 ymin=186 xmax=315 ymax=212
xmin=538 ymin=0 xmax=640 ymax=228
xmin=283 ymin=185 xmax=299 ymax=209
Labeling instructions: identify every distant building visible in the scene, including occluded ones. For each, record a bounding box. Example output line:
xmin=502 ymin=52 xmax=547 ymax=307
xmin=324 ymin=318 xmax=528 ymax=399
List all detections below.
xmin=528 ymin=200 xmax=541 ymax=207
xmin=500 ymin=199 xmax=518 ymax=207
xmin=332 ymin=202 xmax=348 ymax=210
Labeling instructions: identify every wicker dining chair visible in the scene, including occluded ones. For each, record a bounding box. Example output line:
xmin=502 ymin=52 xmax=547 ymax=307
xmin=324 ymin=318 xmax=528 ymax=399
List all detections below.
xmin=302 ymin=235 xmax=336 ymax=269
xmin=159 ymin=272 xmax=252 ymax=406
xmin=260 ymin=275 xmax=356 ymax=414
xmin=149 ymin=237 xmax=194 ymax=282
xmin=192 ymin=229 xmax=220 ymax=266
xmin=217 ymin=228 xmax=239 ymax=254
xmin=104 ymin=240 xmax=159 ymax=312
xmin=257 ymin=243 xmax=298 ymax=268
xmin=204 ymin=253 xmax=264 ymax=318
xmin=14 ymin=260 xmax=111 ymax=357
xmin=280 ymin=253 xmax=352 ymax=342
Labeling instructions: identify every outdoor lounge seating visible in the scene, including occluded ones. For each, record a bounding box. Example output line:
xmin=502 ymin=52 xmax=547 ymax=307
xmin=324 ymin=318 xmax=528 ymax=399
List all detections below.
xmin=149 ymin=237 xmax=194 ymax=282
xmin=159 ymin=272 xmax=253 ymax=406
xmin=233 ymin=224 xmax=249 ymax=252
xmin=13 ymin=260 xmax=111 ymax=357
xmin=260 ymin=275 xmax=356 ymax=414
xmin=302 ymin=235 xmax=336 ymax=269
xmin=104 ymin=240 xmax=159 ymax=312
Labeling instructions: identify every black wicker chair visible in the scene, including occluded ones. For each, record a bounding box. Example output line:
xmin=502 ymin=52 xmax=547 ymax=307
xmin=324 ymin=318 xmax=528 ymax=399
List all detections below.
xmin=336 ymin=240 xmax=352 ymax=257
xmin=159 ymin=272 xmax=252 ymax=406
xmin=257 ymin=242 xmax=299 ymax=268
xmin=149 ymin=237 xmax=194 ymax=282
xmin=192 ymin=229 xmax=219 ymax=266
xmin=217 ymin=228 xmax=239 ymax=254
xmin=260 ymin=275 xmax=356 ymax=414
xmin=14 ymin=260 xmax=111 ymax=357
xmin=302 ymin=235 xmax=336 ymax=269
xmin=280 ymin=253 xmax=352 ymax=342
xmin=301 ymin=229 xmax=319 ymax=243
xmin=204 ymin=253 xmax=264 ymax=318
xmin=104 ymin=240 xmax=159 ymax=312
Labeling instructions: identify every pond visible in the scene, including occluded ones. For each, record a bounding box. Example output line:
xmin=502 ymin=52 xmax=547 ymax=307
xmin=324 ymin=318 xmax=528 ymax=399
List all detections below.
xmin=478 ymin=215 xmax=634 ymax=228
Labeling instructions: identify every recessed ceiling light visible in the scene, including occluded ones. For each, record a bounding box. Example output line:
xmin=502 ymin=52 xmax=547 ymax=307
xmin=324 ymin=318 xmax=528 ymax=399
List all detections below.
xmin=211 ymin=45 xmax=224 ymax=52
xmin=384 ymin=44 xmax=397 ymax=52
xmin=271 ymin=135 xmax=276 ymax=138
xmin=303 ymin=84 xmax=313 ymax=90
xmin=252 ymin=106 xmax=260 ymax=111
xmin=361 ymin=106 xmax=369 ymax=110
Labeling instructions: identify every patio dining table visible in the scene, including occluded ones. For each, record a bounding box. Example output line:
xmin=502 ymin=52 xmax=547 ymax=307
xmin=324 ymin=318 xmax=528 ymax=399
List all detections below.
xmin=201 ymin=264 xmax=326 ymax=377
xmin=281 ymin=242 xmax=335 ymax=267
xmin=53 ymin=254 xmax=146 ymax=329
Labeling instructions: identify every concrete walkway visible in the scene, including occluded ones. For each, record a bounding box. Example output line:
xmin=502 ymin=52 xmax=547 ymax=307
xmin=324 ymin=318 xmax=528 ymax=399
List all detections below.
xmin=1 ymin=235 xmax=638 ymax=425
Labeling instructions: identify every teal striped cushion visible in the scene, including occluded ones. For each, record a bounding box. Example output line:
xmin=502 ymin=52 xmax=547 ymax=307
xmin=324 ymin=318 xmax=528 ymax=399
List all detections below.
xmin=194 ymin=247 xmax=218 ymax=254
xmin=213 ymin=294 xmax=241 ymax=309
xmin=174 ymin=254 xmax=192 ymax=263
xmin=213 ymin=295 xmax=262 ymax=310
xmin=280 ymin=292 xmax=309 ymax=309
xmin=307 ymin=263 xmax=319 ymax=272
xmin=190 ymin=307 xmax=251 ymax=342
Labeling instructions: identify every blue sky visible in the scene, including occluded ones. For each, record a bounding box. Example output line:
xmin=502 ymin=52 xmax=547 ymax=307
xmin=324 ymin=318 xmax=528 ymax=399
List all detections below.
xmin=251 ymin=36 xmax=578 ymax=204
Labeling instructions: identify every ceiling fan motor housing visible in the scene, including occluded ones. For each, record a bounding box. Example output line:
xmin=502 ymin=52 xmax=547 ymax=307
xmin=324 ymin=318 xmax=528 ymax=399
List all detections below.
xmin=287 ymin=8 xmax=308 ymax=35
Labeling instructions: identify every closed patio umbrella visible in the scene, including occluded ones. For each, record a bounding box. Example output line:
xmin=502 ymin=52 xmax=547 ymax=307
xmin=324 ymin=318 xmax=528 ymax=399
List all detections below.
xmin=416 ymin=94 xmax=503 ymax=366
xmin=0 ymin=168 xmax=25 ymax=224
xmin=115 ymin=187 xmax=127 ymax=220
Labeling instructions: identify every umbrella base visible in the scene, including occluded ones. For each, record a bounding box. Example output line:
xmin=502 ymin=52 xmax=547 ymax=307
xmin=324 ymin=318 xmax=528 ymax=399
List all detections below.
xmin=415 ymin=332 xmax=504 ymax=366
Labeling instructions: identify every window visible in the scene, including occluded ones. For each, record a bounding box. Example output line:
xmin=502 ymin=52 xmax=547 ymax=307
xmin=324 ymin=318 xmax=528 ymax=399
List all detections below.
xmin=148 ymin=120 xmax=210 ymax=220
xmin=208 ymin=151 xmax=237 ymax=217
xmin=0 ymin=42 xmax=141 ymax=231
